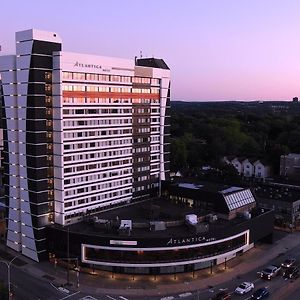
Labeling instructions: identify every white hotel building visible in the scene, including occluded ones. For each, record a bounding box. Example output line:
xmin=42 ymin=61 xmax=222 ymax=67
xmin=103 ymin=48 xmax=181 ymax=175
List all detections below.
xmin=0 ymin=29 xmax=170 ymax=261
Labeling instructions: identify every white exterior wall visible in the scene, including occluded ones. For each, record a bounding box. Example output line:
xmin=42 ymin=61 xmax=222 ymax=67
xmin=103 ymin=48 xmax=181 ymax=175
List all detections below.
xmin=0 ymin=29 xmax=63 ymax=261
xmin=242 ymin=160 xmax=254 ymax=177
xmin=254 ymin=161 xmax=271 ymax=178
xmin=52 ymin=52 xmax=170 ymax=225
xmin=0 ymin=55 xmax=21 ymax=252
xmin=2 ymin=29 xmax=170 ymax=236
xmin=231 ymin=158 xmax=242 ymax=175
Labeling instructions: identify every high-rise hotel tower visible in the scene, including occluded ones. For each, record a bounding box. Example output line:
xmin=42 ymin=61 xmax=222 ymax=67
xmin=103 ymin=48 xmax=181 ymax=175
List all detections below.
xmin=0 ymin=29 xmax=170 ymax=261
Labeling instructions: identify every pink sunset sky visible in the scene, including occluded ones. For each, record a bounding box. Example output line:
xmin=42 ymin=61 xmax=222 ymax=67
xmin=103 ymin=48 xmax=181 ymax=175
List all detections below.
xmin=1 ymin=0 xmax=300 ymax=101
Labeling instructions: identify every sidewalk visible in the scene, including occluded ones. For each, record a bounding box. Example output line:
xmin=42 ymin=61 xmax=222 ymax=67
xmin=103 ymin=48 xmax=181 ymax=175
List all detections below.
xmin=2 ymin=231 xmax=300 ymax=297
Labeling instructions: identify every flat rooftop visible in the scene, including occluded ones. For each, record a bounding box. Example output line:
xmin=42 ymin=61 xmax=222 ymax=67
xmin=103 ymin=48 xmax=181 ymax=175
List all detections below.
xmin=254 ymin=184 xmax=300 ymax=203
xmin=169 ymin=178 xmax=246 ymax=195
xmin=61 ymin=198 xmax=267 ymax=239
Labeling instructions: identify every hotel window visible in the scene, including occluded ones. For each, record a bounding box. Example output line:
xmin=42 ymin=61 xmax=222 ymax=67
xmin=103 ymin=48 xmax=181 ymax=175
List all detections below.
xmin=45 ymin=96 xmax=52 ymax=104
xmin=73 ymin=72 xmax=85 ymax=80
xmin=87 ymin=85 xmax=98 ymax=92
xmin=151 ymin=88 xmax=159 ymax=94
xmin=46 ymin=108 xmax=52 ymax=116
xmin=46 ymin=120 xmax=52 ymax=127
xmin=99 ymin=86 xmax=109 ymax=92
xmin=63 ymin=72 xmax=73 ymax=80
xmin=99 ymin=74 xmax=110 ymax=81
xmin=132 ymin=77 xmax=141 ymax=84
xmin=46 ymin=132 xmax=52 ymax=139
xmin=63 ymin=85 xmax=72 ymax=91
xmin=45 ymin=84 xmax=52 ymax=93
xmin=86 ymin=73 xmax=98 ymax=81
xmin=111 ymin=75 xmax=120 ymax=82
xmin=122 ymin=87 xmax=131 ymax=93
xmin=142 ymin=78 xmax=151 ymax=84
xmin=151 ymin=78 xmax=160 ymax=85
xmin=121 ymin=76 xmax=131 ymax=83
xmin=75 ymin=109 xmax=84 ymax=114
xmin=111 ymin=87 xmax=121 ymax=92
xmin=73 ymin=85 xmax=85 ymax=91
xmin=45 ymin=72 xmax=52 ymax=80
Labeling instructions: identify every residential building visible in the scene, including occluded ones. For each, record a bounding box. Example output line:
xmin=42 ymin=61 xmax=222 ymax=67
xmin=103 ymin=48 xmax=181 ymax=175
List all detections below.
xmin=254 ymin=182 xmax=300 ymax=226
xmin=253 ymin=159 xmax=271 ymax=179
xmin=242 ymin=158 xmax=255 ymax=177
xmin=0 ymin=29 xmax=170 ymax=261
xmin=166 ymin=180 xmax=256 ymax=220
xmin=224 ymin=156 xmax=271 ymax=179
xmin=280 ymin=153 xmax=300 ymax=178
xmin=230 ymin=157 xmax=243 ymax=175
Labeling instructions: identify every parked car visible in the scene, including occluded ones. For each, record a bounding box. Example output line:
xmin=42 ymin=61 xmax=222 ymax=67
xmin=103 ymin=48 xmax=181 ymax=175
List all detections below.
xmin=58 ymin=286 xmax=70 ymax=294
xmin=211 ymin=290 xmax=231 ymax=300
xmin=283 ymin=266 xmax=299 ymax=279
xmin=235 ymin=282 xmax=254 ymax=295
xmin=251 ymin=288 xmax=270 ymax=299
xmin=260 ymin=265 xmax=281 ymax=280
xmin=281 ymin=258 xmax=296 ymax=268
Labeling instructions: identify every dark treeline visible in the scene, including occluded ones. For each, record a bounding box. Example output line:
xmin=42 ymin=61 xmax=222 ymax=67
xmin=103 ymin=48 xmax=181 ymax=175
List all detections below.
xmin=170 ymin=101 xmax=300 ymax=174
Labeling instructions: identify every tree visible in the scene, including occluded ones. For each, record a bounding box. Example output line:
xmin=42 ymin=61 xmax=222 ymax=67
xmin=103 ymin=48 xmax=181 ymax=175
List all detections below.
xmin=170 ymin=138 xmax=187 ymax=171
xmin=0 ymin=281 xmax=8 ymax=300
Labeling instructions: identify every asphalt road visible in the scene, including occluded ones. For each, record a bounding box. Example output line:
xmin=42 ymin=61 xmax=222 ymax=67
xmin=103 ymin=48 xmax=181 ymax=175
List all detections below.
xmin=0 ymin=263 xmax=63 ymax=300
xmin=1 ymin=236 xmax=300 ymax=300
xmin=144 ymin=241 xmax=300 ymax=300
xmin=287 ymin=287 xmax=300 ymax=300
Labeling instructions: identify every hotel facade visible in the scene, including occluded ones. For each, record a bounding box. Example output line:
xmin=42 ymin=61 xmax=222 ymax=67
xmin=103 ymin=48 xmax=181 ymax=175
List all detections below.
xmin=0 ymin=29 xmax=170 ymax=261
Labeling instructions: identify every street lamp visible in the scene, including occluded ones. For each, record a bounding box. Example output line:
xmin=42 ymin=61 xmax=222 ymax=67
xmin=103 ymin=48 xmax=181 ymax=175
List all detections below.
xmin=0 ymin=255 xmax=20 ymax=299
xmin=55 ymin=256 xmax=80 ymax=288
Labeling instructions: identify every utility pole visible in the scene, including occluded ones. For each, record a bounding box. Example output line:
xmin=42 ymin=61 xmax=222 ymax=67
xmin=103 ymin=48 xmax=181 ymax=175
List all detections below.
xmin=0 ymin=255 xmax=20 ymax=299
xmin=76 ymin=259 xmax=80 ymax=288
xmin=67 ymin=227 xmax=70 ymax=286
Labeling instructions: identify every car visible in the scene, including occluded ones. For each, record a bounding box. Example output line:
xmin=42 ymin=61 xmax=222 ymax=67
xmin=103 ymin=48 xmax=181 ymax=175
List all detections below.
xmin=281 ymin=258 xmax=296 ymax=268
xmin=251 ymin=288 xmax=270 ymax=299
xmin=58 ymin=286 xmax=70 ymax=294
xmin=283 ymin=266 xmax=299 ymax=279
xmin=235 ymin=282 xmax=254 ymax=295
xmin=260 ymin=265 xmax=281 ymax=280
xmin=211 ymin=290 xmax=231 ymax=300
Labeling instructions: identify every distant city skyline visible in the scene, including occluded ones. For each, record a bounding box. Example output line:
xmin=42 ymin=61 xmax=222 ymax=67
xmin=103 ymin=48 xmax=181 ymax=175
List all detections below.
xmin=1 ymin=0 xmax=300 ymax=101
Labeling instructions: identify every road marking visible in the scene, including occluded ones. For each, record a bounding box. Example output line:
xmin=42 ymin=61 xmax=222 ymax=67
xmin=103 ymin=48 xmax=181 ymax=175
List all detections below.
xmin=179 ymin=292 xmax=192 ymax=297
xmin=59 ymin=291 xmax=81 ymax=300
xmin=160 ymin=297 xmax=174 ymax=300
xmin=106 ymin=296 xmax=117 ymax=300
xmin=119 ymin=297 xmax=129 ymax=300
xmin=80 ymin=297 xmax=98 ymax=300
xmin=50 ymin=282 xmax=58 ymax=290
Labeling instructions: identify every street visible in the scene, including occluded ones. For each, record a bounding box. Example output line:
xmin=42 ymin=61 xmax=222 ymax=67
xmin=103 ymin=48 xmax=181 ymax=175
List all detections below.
xmin=1 ymin=238 xmax=300 ymax=300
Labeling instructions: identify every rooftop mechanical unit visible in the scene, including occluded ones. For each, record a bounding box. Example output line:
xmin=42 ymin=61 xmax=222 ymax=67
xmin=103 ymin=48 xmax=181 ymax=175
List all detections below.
xmin=118 ymin=219 xmax=132 ymax=236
